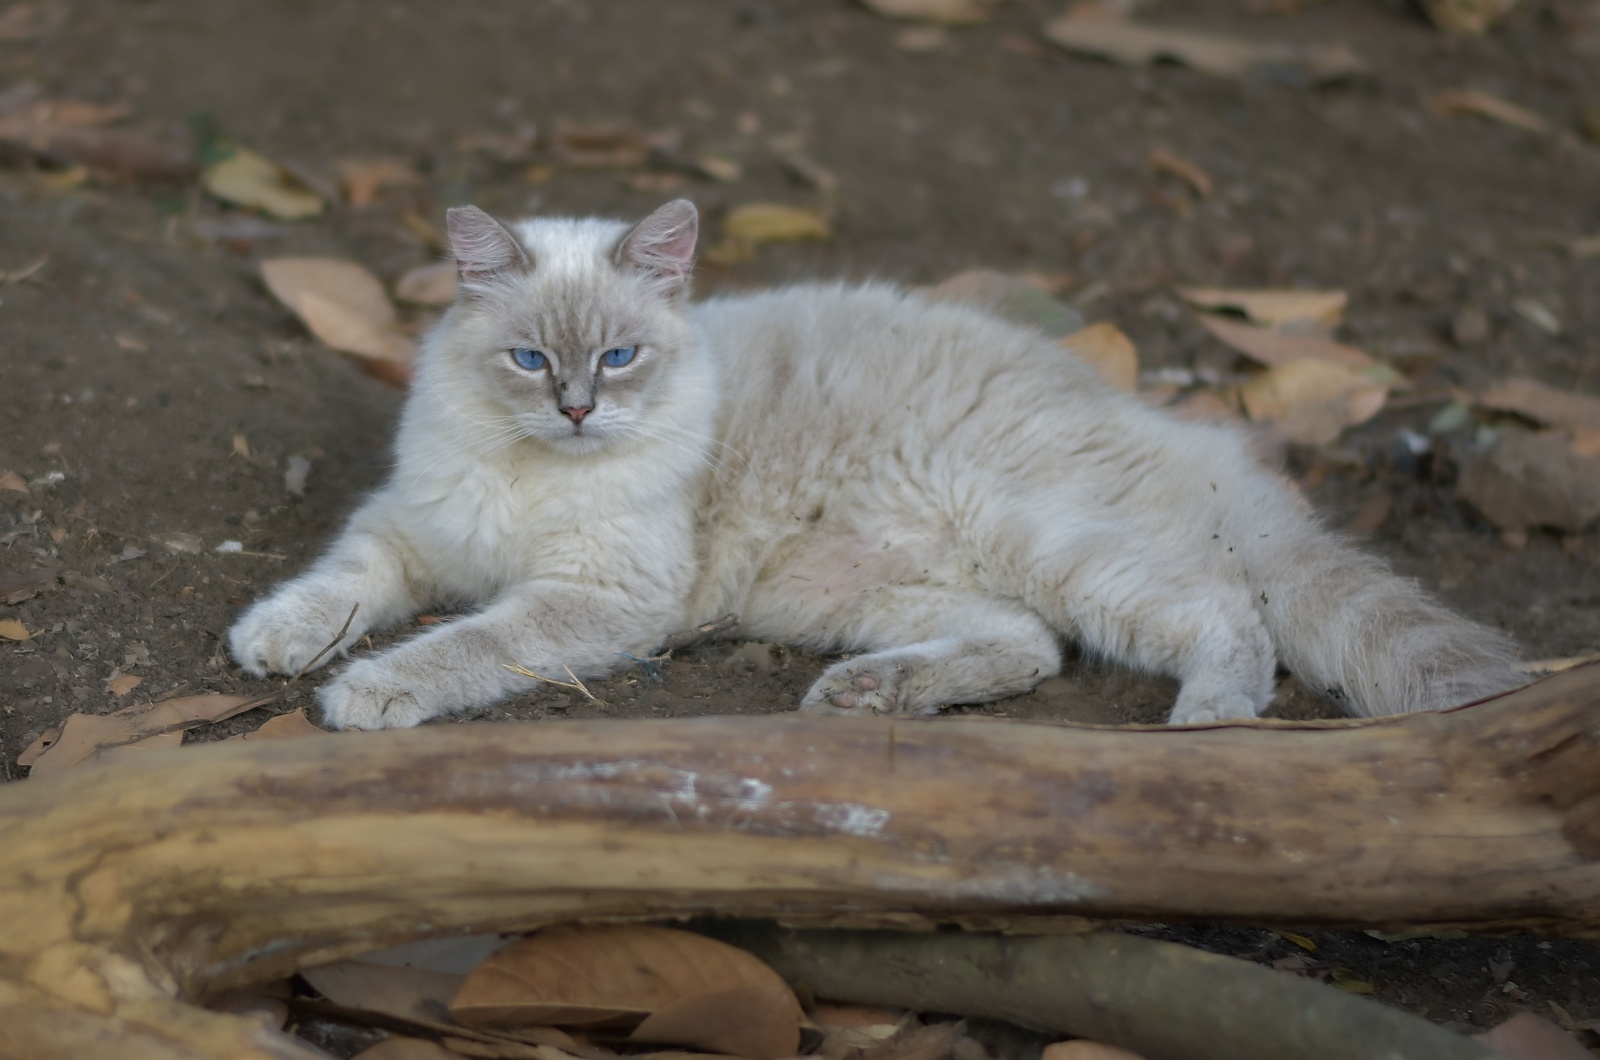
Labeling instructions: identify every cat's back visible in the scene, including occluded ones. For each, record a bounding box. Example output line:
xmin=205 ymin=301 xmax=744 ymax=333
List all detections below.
xmin=693 ymin=281 xmax=1114 ymax=459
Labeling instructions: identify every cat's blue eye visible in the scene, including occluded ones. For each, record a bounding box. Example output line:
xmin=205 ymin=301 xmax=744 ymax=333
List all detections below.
xmin=510 ymin=347 xmax=547 ymax=372
xmin=602 ymin=346 xmax=637 ymax=368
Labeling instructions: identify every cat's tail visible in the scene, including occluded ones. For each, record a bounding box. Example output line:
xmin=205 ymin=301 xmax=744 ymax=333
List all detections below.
xmin=1235 ymin=476 xmax=1521 ymax=717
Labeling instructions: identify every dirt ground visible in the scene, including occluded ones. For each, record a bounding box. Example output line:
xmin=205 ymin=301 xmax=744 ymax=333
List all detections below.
xmin=3 ymin=0 xmax=1600 ymax=1052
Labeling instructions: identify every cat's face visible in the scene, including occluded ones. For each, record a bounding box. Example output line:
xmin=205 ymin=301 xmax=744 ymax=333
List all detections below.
xmin=436 ymin=201 xmax=700 ymax=457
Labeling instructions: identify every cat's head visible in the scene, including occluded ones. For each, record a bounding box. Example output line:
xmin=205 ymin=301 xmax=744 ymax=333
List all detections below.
xmin=428 ymin=199 xmax=703 ymax=457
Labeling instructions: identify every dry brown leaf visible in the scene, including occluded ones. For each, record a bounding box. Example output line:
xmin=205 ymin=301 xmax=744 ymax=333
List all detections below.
xmin=1239 ymin=359 xmax=1389 ymax=446
xmin=260 ymin=258 xmax=416 ymax=374
xmin=0 ymin=100 xmax=194 ymax=180
xmin=17 ymin=724 xmax=60 ymax=766
xmin=396 ymin=261 xmax=459 ymax=306
xmin=0 ymin=618 xmax=31 ymax=641
xmin=451 ymin=924 xmax=801 ymax=1060
xmin=203 ymin=147 xmax=325 ymax=220
xmin=1572 ymin=427 xmax=1600 ymax=458
xmin=918 ymin=270 xmax=1085 ymax=339
xmin=1041 ymin=1042 xmax=1147 ymax=1060
xmin=630 ymin=982 xmax=799 ymax=1059
xmin=1176 ymin=287 xmax=1347 ymax=331
xmin=1458 ymin=429 xmax=1600 ymax=532
xmin=1420 ymin=0 xmax=1520 ymax=32
xmin=1476 ymin=378 xmax=1600 ymax=432
xmin=550 ymin=124 xmax=665 ymax=169
xmin=1063 ymin=323 xmax=1138 ymax=392
xmin=724 ymin=203 xmax=831 ymax=243
xmin=1429 ymin=89 xmax=1552 ymax=135
xmin=28 ymin=693 xmax=260 ymax=776
xmin=1043 ymin=14 xmax=1363 ymax=81
xmin=1169 ymin=388 xmax=1240 ymax=422
xmin=1 ymin=470 xmax=30 ymax=493
xmin=1196 ymin=314 xmax=1373 ymax=368
xmin=353 ymin=1039 xmax=461 ymax=1060
xmin=1147 ymin=148 xmax=1212 ymax=198
xmin=860 ymin=0 xmax=995 ymax=23
xmin=106 ymin=673 xmax=143 ymax=697
xmin=304 ymin=961 xmax=469 ymax=1025
xmin=812 ymin=1004 xmax=906 ymax=1032
xmin=337 ymin=157 xmax=421 ymax=208
xmin=1344 ymin=493 xmax=1392 ymax=535
xmin=235 ymin=709 xmax=327 ymax=741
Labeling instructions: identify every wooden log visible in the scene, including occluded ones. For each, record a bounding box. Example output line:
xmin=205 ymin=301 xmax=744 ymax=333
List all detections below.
xmin=0 ymin=663 xmax=1596 ymax=1059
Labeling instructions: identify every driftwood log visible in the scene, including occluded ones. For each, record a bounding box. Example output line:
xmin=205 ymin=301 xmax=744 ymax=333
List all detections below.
xmin=0 ymin=663 xmax=1596 ymax=1059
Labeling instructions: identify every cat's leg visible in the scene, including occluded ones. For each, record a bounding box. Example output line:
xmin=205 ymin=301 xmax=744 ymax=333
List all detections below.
xmin=1018 ymin=539 xmax=1277 ymax=724
xmin=794 ymin=588 xmax=1060 ymax=716
xmin=318 ymin=579 xmax=680 ymax=729
xmin=228 ymin=501 xmax=426 ymax=677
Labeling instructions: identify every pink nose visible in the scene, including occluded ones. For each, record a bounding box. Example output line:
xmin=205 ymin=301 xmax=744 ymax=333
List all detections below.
xmin=562 ymin=405 xmax=592 ymax=424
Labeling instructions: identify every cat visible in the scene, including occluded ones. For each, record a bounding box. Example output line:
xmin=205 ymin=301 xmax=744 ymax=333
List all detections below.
xmin=228 ymin=199 xmax=1521 ymax=730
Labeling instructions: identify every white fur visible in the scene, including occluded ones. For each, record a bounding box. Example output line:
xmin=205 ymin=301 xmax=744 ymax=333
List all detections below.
xmin=230 ymin=204 xmax=1520 ymax=729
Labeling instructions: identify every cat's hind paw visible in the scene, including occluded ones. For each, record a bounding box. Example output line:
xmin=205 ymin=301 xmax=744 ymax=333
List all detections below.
xmin=318 ymin=659 xmax=443 ymax=730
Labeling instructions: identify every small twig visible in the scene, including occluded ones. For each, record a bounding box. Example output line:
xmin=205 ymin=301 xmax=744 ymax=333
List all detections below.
xmin=658 ymin=613 xmax=739 ymax=654
xmin=504 ymin=662 xmax=605 ymax=705
xmin=290 ymin=603 xmax=360 ymax=682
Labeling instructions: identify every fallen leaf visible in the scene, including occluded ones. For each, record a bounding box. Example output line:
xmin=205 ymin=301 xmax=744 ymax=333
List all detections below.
xmin=395 ymin=261 xmax=459 ymax=306
xmin=1196 ymin=314 xmax=1373 ymax=368
xmin=1457 ymin=429 xmax=1600 ymax=532
xmin=917 ymin=270 xmax=1085 ymax=339
xmin=451 ymin=924 xmax=801 ymax=1060
xmin=0 ymin=105 xmax=194 ymax=180
xmin=303 ymin=961 xmax=470 ymax=1025
xmin=234 ymin=709 xmax=327 ymax=741
xmin=1511 ymin=296 xmax=1562 ymax=335
xmin=17 ymin=725 xmax=61 ymax=766
xmin=285 ymin=454 xmax=313 ymax=497
xmin=1476 ymin=378 xmax=1600 ymax=431
xmin=261 ymin=257 xmax=416 ymax=375
xmin=106 ymin=673 xmax=143 ymax=697
xmin=1063 ymin=323 xmax=1139 ymax=392
xmin=860 ymin=0 xmax=995 ymax=23
xmin=352 ymin=1039 xmax=461 ymax=1060
xmin=723 ymin=203 xmax=831 ymax=243
xmin=28 ymin=693 xmax=262 ymax=776
xmin=336 ymin=157 xmax=421 ymax=208
xmin=1175 ymin=287 xmax=1347 ymax=331
xmin=1420 ymin=0 xmax=1520 ymax=32
xmin=1573 ymin=427 xmax=1600 ymax=458
xmin=861 ymin=1021 xmax=962 ymax=1060
xmin=631 ymin=982 xmax=799 ymax=1059
xmin=203 ymin=146 xmax=325 ymax=220
xmin=1169 ymin=388 xmax=1241 ymax=422
xmin=1429 ymin=89 xmax=1552 ymax=136
xmin=1239 ymin=359 xmax=1390 ymax=446
xmin=232 ymin=433 xmax=251 ymax=459
xmin=1043 ymin=14 xmax=1363 ymax=82
xmin=1476 ymin=1012 xmax=1592 ymax=1060
xmin=1271 ymin=929 xmax=1319 ymax=952
xmin=404 ymin=209 xmax=448 ymax=250
xmin=29 ymin=99 xmax=132 ymax=127
xmin=813 ymin=1004 xmax=906 ymax=1033
xmin=0 ymin=470 xmax=28 ymax=493
xmin=1329 ymin=967 xmax=1374 ymax=994
xmin=155 ymin=531 xmax=204 ymax=554
xmin=0 ymin=618 xmax=32 ymax=641
xmin=114 ymin=332 xmax=148 ymax=351
xmin=1569 ymin=234 xmax=1600 ymax=258
xmin=550 ymin=124 xmax=663 ymax=168
xmin=1343 ymin=493 xmax=1392 ymax=535
xmin=1041 ymin=1042 xmax=1148 ymax=1060
xmin=0 ymin=563 xmax=59 ymax=602
xmin=0 ymin=3 xmax=65 ymax=41
xmin=1147 ymin=147 xmax=1212 ymax=198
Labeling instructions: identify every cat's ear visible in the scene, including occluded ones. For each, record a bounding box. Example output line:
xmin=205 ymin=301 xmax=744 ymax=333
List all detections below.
xmin=615 ymin=199 xmax=698 ymax=295
xmin=446 ymin=206 xmax=530 ymax=288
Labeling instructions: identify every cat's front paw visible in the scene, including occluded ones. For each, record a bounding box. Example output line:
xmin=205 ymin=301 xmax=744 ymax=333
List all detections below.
xmin=229 ymin=587 xmax=363 ymax=677
xmin=1167 ymin=684 xmax=1259 ymax=725
xmin=318 ymin=657 xmax=442 ymax=730
xmin=800 ymin=657 xmax=932 ymax=716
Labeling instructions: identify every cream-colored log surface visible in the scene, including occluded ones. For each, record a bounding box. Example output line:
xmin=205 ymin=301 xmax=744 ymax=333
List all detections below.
xmin=0 ymin=663 xmax=1595 ymax=1059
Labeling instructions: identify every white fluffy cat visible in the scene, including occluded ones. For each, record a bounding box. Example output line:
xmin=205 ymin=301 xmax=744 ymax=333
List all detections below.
xmin=229 ymin=199 xmax=1519 ymax=729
